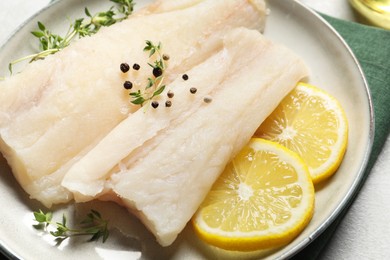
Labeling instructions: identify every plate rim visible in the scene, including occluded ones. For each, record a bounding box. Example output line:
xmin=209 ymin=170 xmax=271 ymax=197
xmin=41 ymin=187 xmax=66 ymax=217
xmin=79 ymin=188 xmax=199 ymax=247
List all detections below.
xmin=278 ymin=1 xmax=374 ymax=258
xmin=0 ymin=0 xmax=375 ymax=259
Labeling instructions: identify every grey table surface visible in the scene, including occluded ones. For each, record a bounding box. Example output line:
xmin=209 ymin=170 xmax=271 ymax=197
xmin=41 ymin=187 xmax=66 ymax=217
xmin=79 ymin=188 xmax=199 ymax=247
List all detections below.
xmin=0 ymin=0 xmax=389 ymax=259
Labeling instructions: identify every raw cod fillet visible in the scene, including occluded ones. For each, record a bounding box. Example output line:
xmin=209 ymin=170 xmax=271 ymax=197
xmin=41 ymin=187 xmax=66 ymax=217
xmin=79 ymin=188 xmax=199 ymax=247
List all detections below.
xmin=97 ymin=28 xmax=308 ymax=246
xmin=0 ymin=0 xmax=267 ymax=207
xmin=139 ymin=0 xmax=267 ymax=16
xmin=62 ymin=42 xmax=233 ymax=201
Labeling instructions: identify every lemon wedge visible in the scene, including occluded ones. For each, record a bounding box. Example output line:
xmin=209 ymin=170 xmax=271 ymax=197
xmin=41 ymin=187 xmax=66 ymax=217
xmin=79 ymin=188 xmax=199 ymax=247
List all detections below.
xmin=192 ymin=138 xmax=315 ymax=251
xmin=255 ymin=82 xmax=348 ymax=184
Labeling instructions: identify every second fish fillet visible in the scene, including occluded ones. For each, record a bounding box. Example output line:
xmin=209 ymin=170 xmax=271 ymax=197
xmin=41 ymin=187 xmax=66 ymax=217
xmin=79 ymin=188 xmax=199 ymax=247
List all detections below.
xmin=106 ymin=28 xmax=309 ymax=246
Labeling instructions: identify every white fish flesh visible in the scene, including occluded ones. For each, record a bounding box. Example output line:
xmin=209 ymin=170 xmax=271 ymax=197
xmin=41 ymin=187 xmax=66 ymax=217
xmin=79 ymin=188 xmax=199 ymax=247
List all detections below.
xmin=0 ymin=0 xmax=267 ymax=207
xmin=62 ymin=40 xmax=233 ymax=201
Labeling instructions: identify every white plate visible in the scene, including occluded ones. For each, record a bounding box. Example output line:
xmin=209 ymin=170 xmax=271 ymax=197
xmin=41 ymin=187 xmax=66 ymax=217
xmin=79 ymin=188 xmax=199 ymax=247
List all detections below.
xmin=0 ymin=0 xmax=374 ymax=259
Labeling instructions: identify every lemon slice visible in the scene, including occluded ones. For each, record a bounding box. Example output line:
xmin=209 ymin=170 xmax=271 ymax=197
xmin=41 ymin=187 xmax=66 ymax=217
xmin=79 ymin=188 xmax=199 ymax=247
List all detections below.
xmin=192 ymin=138 xmax=314 ymax=251
xmin=255 ymin=82 xmax=348 ymax=184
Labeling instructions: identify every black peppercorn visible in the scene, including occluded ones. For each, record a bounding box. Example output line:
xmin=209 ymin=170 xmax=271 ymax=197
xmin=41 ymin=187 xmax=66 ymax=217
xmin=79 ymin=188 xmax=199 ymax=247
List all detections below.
xmin=123 ymin=81 xmax=133 ymax=89
xmin=165 ymin=100 xmax=172 ymax=107
xmin=133 ymin=63 xmax=140 ymax=70
xmin=182 ymin=74 xmax=189 ymax=81
xmin=120 ymin=63 xmax=130 ymax=73
xmin=151 ymin=101 xmax=159 ymax=109
xmin=153 ymin=67 xmax=163 ymax=77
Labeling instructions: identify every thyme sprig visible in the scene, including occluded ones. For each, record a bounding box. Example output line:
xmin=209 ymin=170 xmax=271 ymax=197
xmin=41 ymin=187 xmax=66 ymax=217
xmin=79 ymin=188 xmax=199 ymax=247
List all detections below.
xmin=129 ymin=40 xmax=168 ymax=107
xmin=8 ymin=0 xmax=135 ymax=73
xmin=33 ymin=209 xmax=109 ymax=243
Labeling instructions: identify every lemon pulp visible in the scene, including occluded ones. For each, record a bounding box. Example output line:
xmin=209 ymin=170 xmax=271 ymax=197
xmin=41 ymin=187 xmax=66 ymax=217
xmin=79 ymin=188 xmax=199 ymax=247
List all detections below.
xmin=192 ymin=138 xmax=315 ymax=251
xmin=255 ymin=82 xmax=348 ymax=184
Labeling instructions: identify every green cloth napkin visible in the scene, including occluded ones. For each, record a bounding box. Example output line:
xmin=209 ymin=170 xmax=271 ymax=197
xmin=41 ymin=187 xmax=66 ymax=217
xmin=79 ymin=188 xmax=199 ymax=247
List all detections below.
xmin=294 ymin=15 xmax=390 ymax=259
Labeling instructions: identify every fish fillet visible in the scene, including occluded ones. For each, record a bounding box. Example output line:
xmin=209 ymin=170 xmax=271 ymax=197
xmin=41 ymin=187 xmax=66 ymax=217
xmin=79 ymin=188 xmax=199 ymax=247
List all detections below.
xmin=62 ymin=41 xmax=233 ymax=201
xmin=0 ymin=0 xmax=267 ymax=207
xmin=138 ymin=0 xmax=206 ymax=14
xmin=105 ymin=28 xmax=309 ymax=246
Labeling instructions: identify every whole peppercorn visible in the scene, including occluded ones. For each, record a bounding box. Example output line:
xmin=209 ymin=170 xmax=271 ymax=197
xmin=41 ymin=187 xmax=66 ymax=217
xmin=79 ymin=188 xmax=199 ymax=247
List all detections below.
xmin=151 ymin=101 xmax=159 ymax=109
xmin=162 ymin=54 xmax=170 ymax=61
xmin=153 ymin=67 xmax=163 ymax=77
xmin=203 ymin=96 xmax=213 ymax=103
xmin=190 ymin=87 xmax=197 ymax=94
xmin=133 ymin=63 xmax=141 ymax=70
xmin=167 ymin=91 xmax=174 ymax=98
xmin=120 ymin=63 xmax=130 ymax=73
xmin=165 ymin=100 xmax=172 ymax=107
xmin=182 ymin=74 xmax=189 ymax=81
xmin=123 ymin=81 xmax=133 ymax=90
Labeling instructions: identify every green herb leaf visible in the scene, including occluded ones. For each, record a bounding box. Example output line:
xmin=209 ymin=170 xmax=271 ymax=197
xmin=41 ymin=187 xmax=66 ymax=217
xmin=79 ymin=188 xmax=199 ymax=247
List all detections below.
xmin=32 ymin=209 xmax=110 ymax=244
xmin=37 ymin=21 xmax=46 ymax=31
xmin=153 ymin=85 xmax=166 ymax=97
xmin=111 ymin=0 xmax=135 ymax=16
xmin=131 ymin=96 xmax=146 ymax=105
xmin=34 ymin=210 xmax=49 ymax=223
xmin=85 ymin=7 xmax=92 ymax=17
xmin=146 ymin=78 xmax=154 ymax=89
xmin=31 ymin=31 xmax=45 ymax=38
xmin=143 ymin=40 xmax=153 ymax=51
